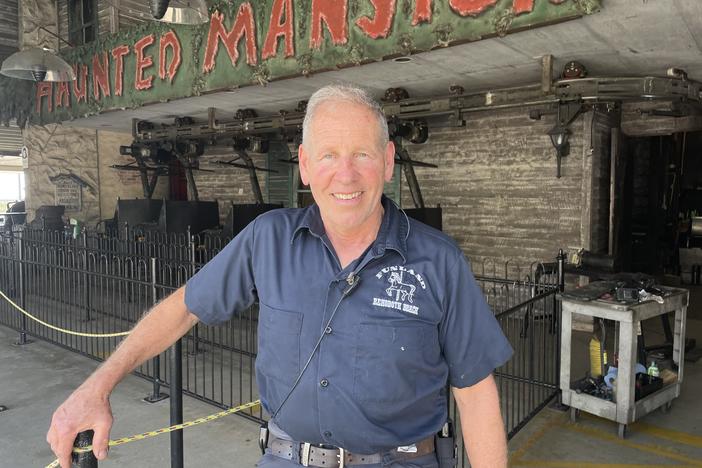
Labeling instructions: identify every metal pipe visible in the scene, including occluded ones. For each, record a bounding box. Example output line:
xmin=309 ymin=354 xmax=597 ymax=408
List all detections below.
xmin=557 ymin=249 xmax=566 ymax=293
xmin=16 ymin=233 xmax=29 ymax=345
xmin=145 ymin=257 xmax=168 ymax=403
xmin=170 ymin=339 xmax=184 ymax=468
xmin=82 ymin=231 xmax=91 ymax=321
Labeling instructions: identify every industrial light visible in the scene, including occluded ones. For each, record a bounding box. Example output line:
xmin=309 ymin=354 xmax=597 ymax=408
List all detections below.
xmin=0 ymin=47 xmax=75 ymax=82
xmin=150 ymin=0 xmax=209 ymax=25
xmin=547 ymin=124 xmax=570 ymax=178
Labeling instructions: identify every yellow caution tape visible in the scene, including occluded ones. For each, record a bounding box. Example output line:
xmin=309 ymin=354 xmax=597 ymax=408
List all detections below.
xmin=45 ymin=400 xmax=261 ymax=468
xmin=0 ymin=289 xmax=131 ymax=338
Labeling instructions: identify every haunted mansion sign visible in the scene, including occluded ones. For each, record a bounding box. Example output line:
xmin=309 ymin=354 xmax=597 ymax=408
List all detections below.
xmin=34 ymin=0 xmax=599 ymax=123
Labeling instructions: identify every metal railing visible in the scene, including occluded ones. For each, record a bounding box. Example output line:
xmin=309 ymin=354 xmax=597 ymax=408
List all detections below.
xmin=0 ymin=227 xmax=563 ymax=467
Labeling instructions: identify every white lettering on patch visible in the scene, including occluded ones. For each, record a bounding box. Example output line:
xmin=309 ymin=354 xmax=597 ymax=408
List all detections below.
xmin=372 ymin=265 xmax=427 ymax=316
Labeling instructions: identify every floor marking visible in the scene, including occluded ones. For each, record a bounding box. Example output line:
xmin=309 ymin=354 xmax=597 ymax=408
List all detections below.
xmin=510 ymin=411 xmax=702 ymax=468
xmin=509 ymin=415 xmax=560 ymax=464
xmin=580 ymin=412 xmax=702 ymax=449
xmin=511 ymin=462 xmax=699 ymax=468
xmin=562 ymin=422 xmax=702 ymax=467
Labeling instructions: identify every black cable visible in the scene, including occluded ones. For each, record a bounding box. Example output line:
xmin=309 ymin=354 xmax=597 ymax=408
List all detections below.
xmin=271 ymin=272 xmax=360 ymax=420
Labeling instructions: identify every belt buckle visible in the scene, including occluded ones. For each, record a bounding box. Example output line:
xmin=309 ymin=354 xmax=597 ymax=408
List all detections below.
xmin=301 ymin=442 xmax=311 ymax=467
xmin=337 ymin=447 xmax=345 ymax=468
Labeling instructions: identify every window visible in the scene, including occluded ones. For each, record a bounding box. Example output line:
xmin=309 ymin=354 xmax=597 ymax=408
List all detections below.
xmin=0 ymin=172 xmax=25 ymax=213
xmin=68 ymin=0 xmax=98 ymax=45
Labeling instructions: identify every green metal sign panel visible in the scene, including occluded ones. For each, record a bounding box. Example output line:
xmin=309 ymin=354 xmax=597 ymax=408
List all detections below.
xmin=33 ymin=0 xmax=599 ymax=123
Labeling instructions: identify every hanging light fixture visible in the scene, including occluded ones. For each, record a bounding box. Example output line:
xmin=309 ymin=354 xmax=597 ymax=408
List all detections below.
xmin=547 ymin=124 xmax=570 ymax=179
xmin=1 ymin=47 xmax=75 ymax=82
xmin=150 ymin=0 xmax=209 ymax=25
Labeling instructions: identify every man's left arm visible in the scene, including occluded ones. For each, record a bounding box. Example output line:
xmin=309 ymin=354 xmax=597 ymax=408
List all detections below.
xmin=452 ymin=374 xmax=507 ymax=468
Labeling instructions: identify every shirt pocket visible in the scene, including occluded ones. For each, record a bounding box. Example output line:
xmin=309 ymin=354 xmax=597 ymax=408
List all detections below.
xmin=353 ymin=323 xmax=426 ymax=403
xmin=257 ymin=302 xmax=303 ymax=385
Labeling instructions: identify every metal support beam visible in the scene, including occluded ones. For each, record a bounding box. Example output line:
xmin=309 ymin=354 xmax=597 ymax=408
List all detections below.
xmin=395 ymin=140 xmax=424 ymax=209
xmin=541 ymin=55 xmax=553 ymax=94
xmin=132 ymin=77 xmax=702 ymax=146
xmin=174 ymin=153 xmax=199 ymax=201
xmin=236 ymin=150 xmax=264 ymax=204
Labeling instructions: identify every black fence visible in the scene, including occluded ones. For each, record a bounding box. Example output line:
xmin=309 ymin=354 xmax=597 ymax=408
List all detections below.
xmin=0 ymin=228 xmax=563 ymax=467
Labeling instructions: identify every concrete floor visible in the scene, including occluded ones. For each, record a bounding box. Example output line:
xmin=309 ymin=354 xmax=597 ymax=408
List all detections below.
xmin=1 ymin=319 xmax=701 ymax=467
xmin=0 ymin=326 xmax=262 ymax=468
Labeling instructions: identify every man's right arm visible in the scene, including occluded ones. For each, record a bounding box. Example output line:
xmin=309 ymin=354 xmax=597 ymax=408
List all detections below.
xmin=46 ymin=286 xmax=198 ymax=468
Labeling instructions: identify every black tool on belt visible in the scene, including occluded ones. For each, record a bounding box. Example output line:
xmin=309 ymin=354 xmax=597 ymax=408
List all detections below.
xmin=435 ymin=419 xmax=458 ymax=468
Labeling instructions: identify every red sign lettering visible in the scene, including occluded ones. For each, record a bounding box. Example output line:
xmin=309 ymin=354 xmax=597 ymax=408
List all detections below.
xmin=310 ymin=0 xmax=348 ymax=49
xmin=412 ymin=0 xmax=432 ymax=25
xmin=111 ymin=45 xmax=130 ymax=97
xmin=134 ymin=34 xmax=156 ymax=90
xmin=262 ymin=0 xmax=294 ymax=59
xmin=203 ymin=6 xmax=258 ymax=73
xmin=356 ymin=0 xmax=396 ymax=39
xmin=92 ymin=52 xmax=111 ymax=100
xmin=35 ymin=82 xmax=53 ymax=113
xmin=512 ymin=0 xmax=534 ymax=14
xmin=72 ymin=64 xmax=88 ymax=104
xmin=55 ymin=82 xmax=70 ymax=109
xmin=449 ymin=0 xmax=497 ymax=16
xmin=159 ymin=31 xmax=182 ymax=82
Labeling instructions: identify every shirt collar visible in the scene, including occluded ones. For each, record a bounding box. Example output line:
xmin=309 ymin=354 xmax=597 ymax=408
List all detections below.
xmin=291 ymin=195 xmax=409 ymax=263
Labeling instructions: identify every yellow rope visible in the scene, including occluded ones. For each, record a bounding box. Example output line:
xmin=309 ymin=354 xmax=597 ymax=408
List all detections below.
xmin=0 ymin=289 xmax=131 ymax=338
xmin=45 ymin=400 xmax=261 ymax=468
xmin=0 ymin=292 xmax=261 ymax=466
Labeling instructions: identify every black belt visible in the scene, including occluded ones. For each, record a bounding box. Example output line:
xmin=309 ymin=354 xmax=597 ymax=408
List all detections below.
xmin=267 ymin=435 xmax=435 ymax=467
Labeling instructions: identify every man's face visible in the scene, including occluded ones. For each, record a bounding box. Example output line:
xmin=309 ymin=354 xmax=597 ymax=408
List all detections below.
xmin=298 ymin=100 xmax=395 ymax=234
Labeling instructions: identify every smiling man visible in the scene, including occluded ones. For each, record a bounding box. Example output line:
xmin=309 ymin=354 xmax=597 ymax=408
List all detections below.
xmin=47 ymin=84 xmax=512 ymax=468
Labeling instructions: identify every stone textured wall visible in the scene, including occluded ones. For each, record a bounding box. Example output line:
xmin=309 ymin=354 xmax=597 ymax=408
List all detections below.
xmin=20 ymin=0 xmax=57 ymax=50
xmin=400 ymin=106 xmax=592 ymax=269
xmin=23 ymin=125 xmax=100 ymax=223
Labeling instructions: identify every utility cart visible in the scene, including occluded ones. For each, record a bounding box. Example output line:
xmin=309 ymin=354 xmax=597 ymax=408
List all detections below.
xmin=558 ymin=288 xmax=688 ymax=438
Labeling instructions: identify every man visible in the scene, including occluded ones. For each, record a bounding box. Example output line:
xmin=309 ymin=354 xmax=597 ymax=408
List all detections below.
xmin=47 ymin=84 xmax=513 ymax=468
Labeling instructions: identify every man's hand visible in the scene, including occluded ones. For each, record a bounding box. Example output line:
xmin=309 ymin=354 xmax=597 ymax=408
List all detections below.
xmin=47 ymin=381 xmax=113 ymax=467
xmin=45 ymin=287 xmax=197 ymax=467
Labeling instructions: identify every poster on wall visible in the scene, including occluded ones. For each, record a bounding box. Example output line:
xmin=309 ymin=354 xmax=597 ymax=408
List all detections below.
xmin=54 ymin=178 xmax=82 ymax=211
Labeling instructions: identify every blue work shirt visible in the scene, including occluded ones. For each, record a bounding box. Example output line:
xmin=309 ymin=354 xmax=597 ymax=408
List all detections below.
xmin=185 ymin=196 xmax=513 ymax=454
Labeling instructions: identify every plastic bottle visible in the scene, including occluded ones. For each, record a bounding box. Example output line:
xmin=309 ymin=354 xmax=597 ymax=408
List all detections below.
xmin=647 ymin=361 xmax=659 ymax=378
xmin=589 ymin=336 xmax=603 ymax=377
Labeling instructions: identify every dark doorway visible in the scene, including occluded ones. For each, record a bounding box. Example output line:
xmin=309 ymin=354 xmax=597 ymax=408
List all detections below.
xmin=617 ymin=132 xmax=692 ymax=275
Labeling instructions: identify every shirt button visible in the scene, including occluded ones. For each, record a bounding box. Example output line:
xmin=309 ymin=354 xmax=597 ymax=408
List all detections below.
xmin=324 ymin=431 xmax=332 ymax=438
xmin=324 ymin=326 xmax=332 ymax=335
xmin=320 ymin=378 xmax=329 ymax=387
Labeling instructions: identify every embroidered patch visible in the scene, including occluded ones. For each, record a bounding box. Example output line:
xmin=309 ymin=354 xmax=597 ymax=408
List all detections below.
xmin=373 ymin=265 xmax=427 ymax=315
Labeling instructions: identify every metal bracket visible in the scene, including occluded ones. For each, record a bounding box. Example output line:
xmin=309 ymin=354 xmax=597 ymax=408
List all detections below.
xmin=556 ymin=101 xmax=585 ymax=128
xmin=301 ymin=442 xmax=311 ymax=466
xmin=337 ymin=448 xmax=346 ymax=468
